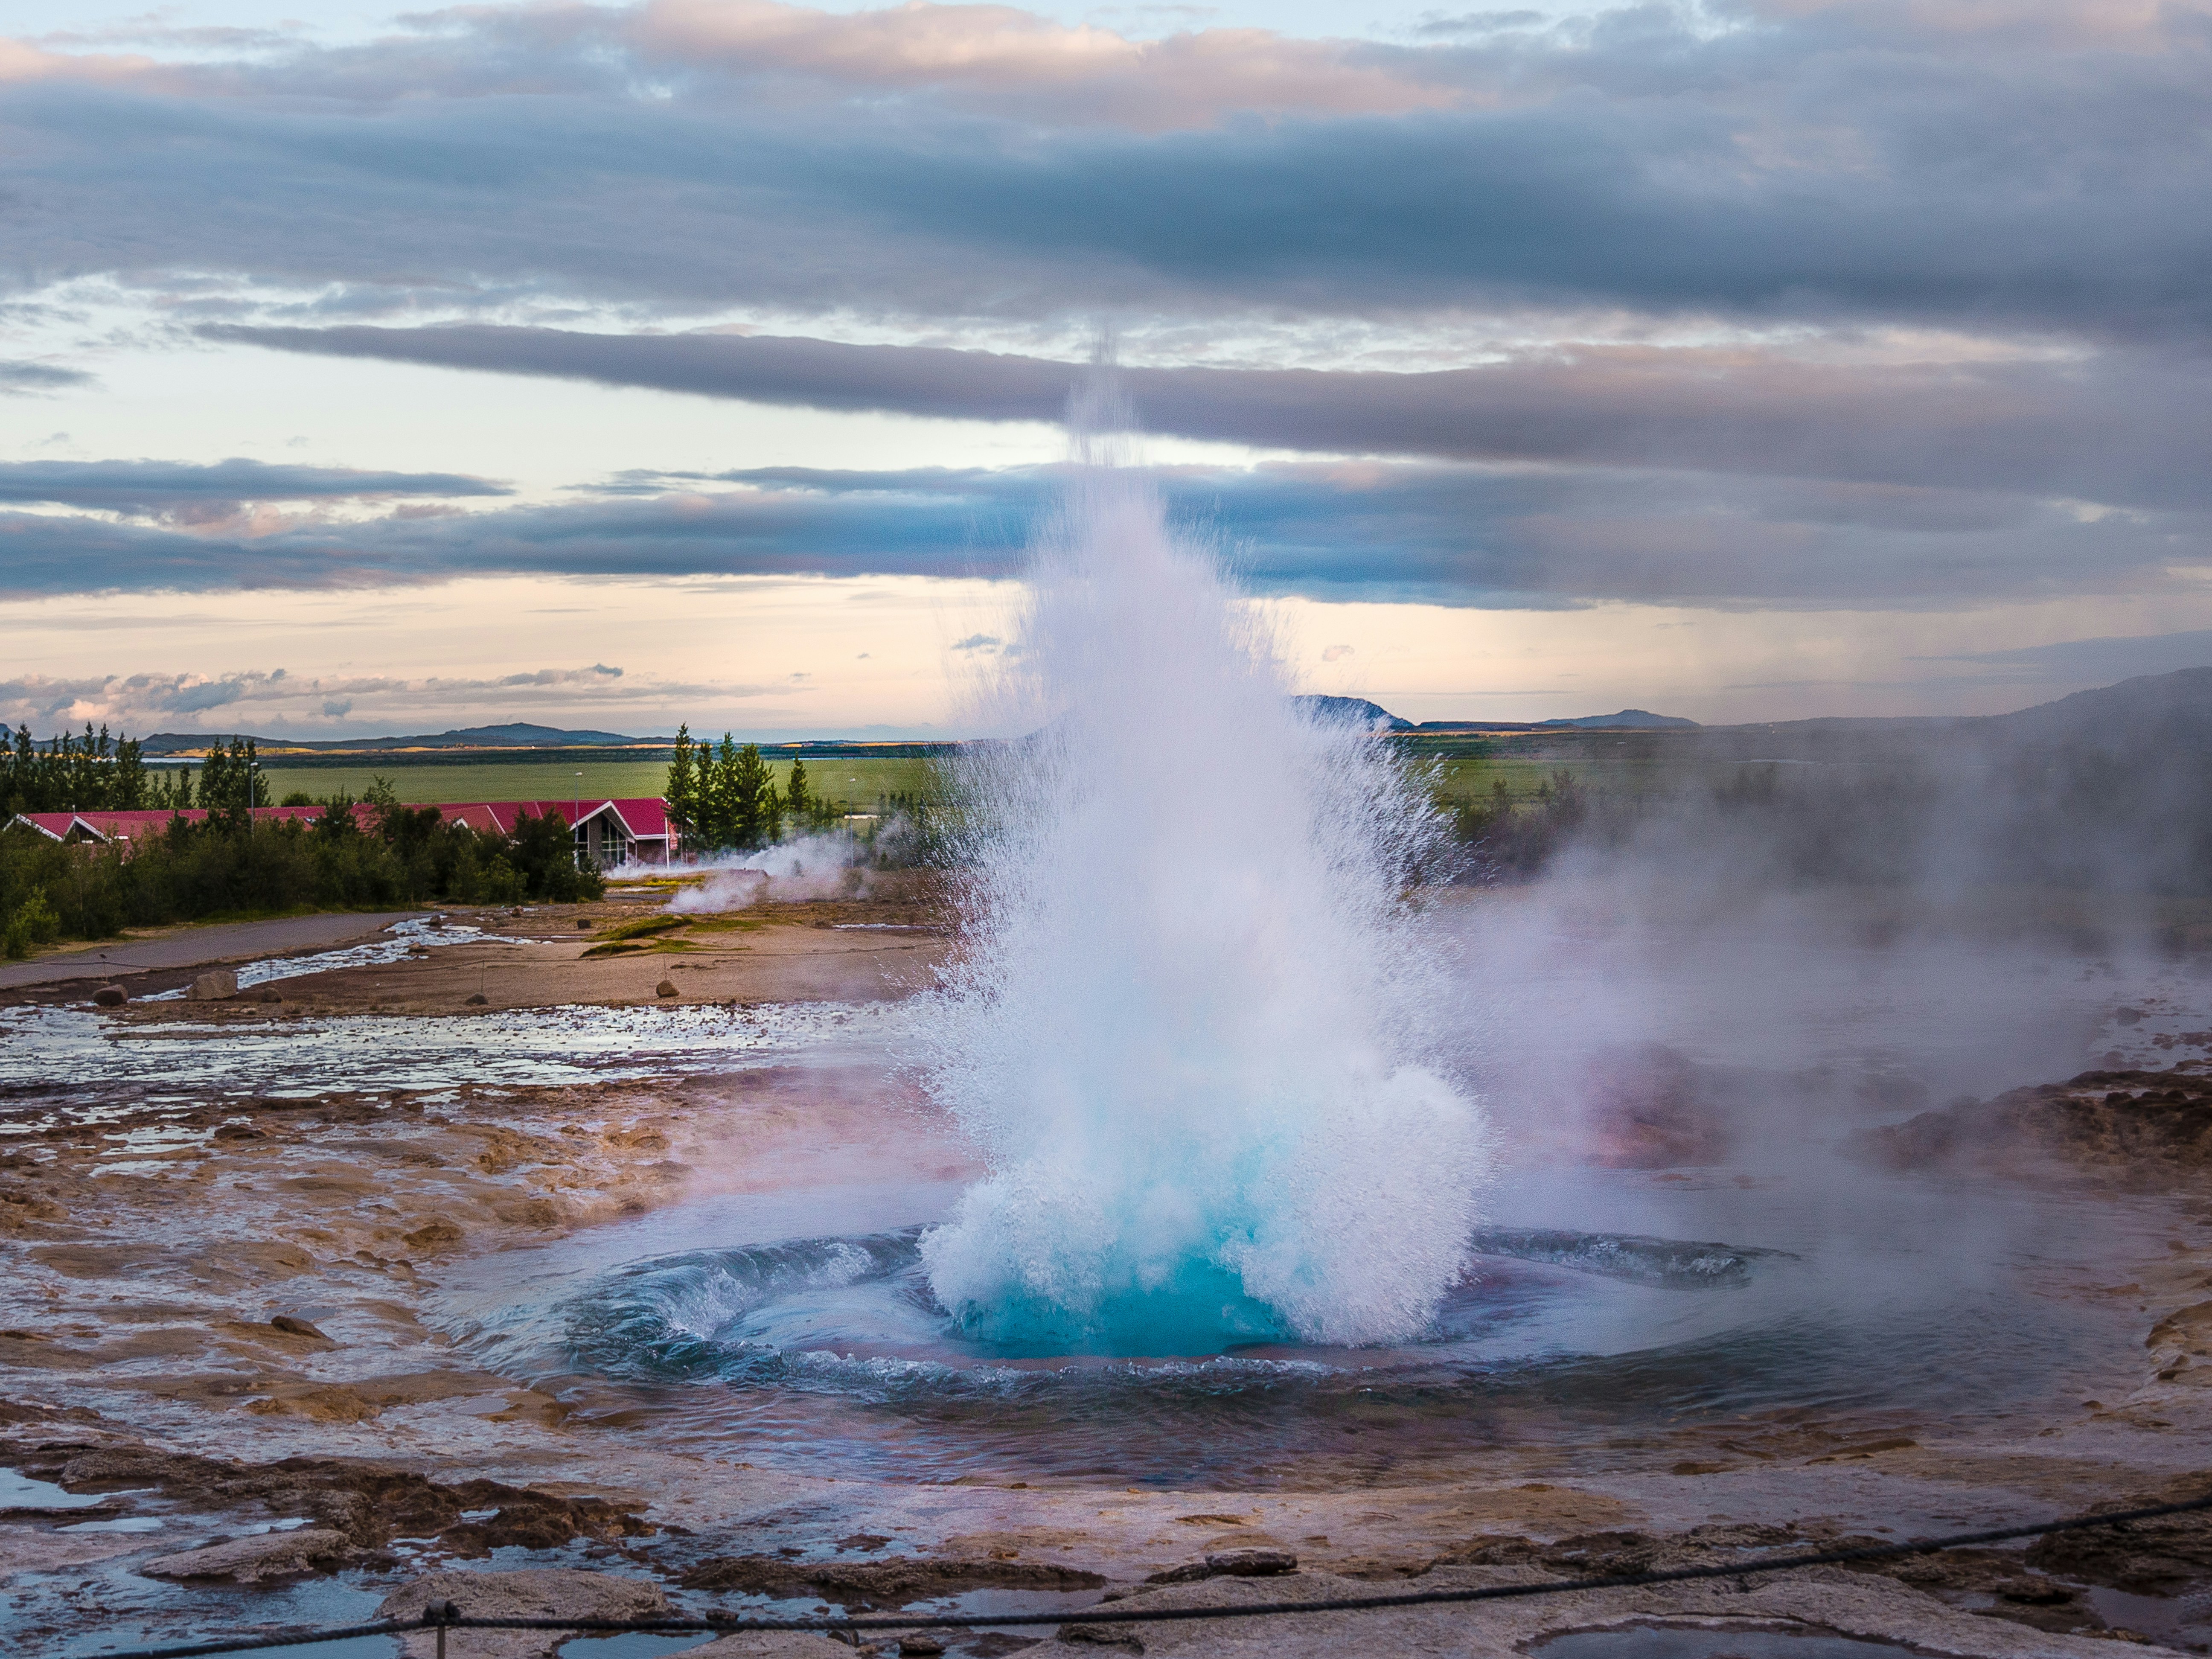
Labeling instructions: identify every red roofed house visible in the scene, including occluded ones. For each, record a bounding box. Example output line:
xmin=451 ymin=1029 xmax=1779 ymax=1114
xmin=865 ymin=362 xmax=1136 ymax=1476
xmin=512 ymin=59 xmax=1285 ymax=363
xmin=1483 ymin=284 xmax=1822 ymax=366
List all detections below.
xmin=5 ymin=805 xmax=377 ymax=846
xmin=434 ymin=799 xmax=678 ymax=867
xmin=9 ymin=798 xmax=680 ymax=867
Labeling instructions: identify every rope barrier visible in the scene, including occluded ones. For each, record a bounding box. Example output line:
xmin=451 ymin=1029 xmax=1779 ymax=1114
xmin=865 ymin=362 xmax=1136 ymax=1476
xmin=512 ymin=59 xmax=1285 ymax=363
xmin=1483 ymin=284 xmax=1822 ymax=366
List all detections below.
xmin=83 ymin=1487 xmax=2212 ymax=1659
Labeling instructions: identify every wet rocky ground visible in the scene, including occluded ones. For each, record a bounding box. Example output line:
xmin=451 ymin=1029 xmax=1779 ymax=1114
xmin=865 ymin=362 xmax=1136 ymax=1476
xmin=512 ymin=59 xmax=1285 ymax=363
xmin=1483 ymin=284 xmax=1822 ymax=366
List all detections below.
xmin=4 ymin=887 xmax=2212 ymax=1657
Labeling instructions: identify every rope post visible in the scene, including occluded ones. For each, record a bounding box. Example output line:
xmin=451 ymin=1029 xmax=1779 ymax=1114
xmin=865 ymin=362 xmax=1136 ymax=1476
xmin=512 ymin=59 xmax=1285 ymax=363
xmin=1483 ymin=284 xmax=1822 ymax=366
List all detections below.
xmin=427 ymin=1601 xmax=458 ymax=1659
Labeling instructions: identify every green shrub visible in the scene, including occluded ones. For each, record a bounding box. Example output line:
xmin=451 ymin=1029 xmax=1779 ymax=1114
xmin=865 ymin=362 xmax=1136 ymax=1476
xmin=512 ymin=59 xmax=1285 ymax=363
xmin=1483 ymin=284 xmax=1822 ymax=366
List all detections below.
xmin=2 ymin=885 xmax=60 ymax=959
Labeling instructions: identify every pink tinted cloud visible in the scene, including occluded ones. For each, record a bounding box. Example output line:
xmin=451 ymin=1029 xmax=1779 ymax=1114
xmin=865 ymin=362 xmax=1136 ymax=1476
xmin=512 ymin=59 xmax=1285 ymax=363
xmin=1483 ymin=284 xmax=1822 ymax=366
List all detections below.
xmin=0 ymin=37 xmax=172 ymax=87
xmin=626 ymin=0 xmax=1461 ymax=128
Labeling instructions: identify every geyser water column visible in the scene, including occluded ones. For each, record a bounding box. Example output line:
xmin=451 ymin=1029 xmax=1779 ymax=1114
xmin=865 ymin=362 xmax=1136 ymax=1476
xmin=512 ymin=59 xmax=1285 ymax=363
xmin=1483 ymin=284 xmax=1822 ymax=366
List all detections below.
xmin=917 ymin=407 xmax=1491 ymax=1356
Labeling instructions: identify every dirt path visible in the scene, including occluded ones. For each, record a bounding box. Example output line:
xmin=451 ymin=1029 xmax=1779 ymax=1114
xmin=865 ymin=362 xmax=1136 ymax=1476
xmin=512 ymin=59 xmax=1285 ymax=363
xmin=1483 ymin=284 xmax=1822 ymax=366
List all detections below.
xmin=0 ymin=912 xmax=414 ymax=994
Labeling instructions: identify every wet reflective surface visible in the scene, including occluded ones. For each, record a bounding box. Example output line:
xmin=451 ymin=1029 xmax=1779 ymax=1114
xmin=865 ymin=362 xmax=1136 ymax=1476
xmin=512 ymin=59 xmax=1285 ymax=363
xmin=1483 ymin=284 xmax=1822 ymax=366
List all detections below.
xmin=0 ymin=998 xmax=899 ymax=1126
xmin=433 ymin=1168 xmax=2158 ymax=1487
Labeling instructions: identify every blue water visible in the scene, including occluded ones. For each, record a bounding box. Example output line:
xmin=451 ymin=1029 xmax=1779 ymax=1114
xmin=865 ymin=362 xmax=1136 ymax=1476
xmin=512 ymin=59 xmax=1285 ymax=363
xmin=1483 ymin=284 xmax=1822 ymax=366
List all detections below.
xmin=428 ymin=1167 xmax=2151 ymax=1487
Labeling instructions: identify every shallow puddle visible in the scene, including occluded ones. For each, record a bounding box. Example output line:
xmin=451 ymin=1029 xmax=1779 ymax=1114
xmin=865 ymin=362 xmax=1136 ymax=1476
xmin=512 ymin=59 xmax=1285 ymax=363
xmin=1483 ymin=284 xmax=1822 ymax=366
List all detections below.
xmin=134 ymin=915 xmax=502 ymax=1002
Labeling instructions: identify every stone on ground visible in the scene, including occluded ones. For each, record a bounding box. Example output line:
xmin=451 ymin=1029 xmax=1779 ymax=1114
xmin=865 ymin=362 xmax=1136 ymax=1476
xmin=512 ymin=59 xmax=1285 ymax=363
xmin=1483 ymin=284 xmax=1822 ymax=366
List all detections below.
xmin=142 ymin=1528 xmax=353 ymax=1581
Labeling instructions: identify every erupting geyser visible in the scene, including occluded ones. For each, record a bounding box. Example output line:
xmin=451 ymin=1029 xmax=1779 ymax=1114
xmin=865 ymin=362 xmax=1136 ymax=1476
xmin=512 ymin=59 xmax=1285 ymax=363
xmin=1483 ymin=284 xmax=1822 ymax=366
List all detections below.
xmin=916 ymin=399 xmax=1492 ymax=1355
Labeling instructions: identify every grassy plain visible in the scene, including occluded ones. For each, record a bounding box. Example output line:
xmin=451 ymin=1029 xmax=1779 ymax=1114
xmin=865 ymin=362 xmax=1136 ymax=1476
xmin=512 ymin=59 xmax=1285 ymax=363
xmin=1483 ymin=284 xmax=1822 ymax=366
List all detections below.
xmin=257 ymin=757 xmax=943 ymax=812
xmin=257 ymin=747 xmax=1698 ymax=813
xmin=1412 ymin=737 xmax=1729 ymax=806
xmin=250 ymin=735 xmax=1725 ymax=814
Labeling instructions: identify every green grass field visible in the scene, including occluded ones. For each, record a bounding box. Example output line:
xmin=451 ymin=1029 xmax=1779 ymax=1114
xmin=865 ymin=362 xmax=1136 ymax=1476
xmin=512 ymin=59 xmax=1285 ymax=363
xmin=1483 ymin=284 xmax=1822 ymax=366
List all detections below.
xmin=250 ymin=742 xmax=1716 ymax=816
xmin=1422 ymin=755 xmax=1704 ymax=804
xmin=257 ymin=757 xmax=943 ymax=812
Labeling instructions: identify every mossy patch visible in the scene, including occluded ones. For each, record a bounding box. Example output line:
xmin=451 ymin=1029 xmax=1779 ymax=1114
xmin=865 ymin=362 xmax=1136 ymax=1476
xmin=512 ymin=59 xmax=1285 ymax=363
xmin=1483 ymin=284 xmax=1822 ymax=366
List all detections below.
xmin=580 ymin=937 xmax=698 ymax=958
xmin=591 ymin=914 xmax=690 ymax=943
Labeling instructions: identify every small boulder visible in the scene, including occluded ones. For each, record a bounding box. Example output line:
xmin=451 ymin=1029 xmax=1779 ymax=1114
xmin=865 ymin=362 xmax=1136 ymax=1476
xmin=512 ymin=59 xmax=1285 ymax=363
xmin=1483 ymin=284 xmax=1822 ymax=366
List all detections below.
xmin=465 ymin=992 xmax=489 ymax=1006
xmin=256 ymin=985 xmax=284 ymax=1003
xmin=1141 ymin=1563 xmax=1212 ymax=1585
xmin=143 ymin=1527 xmax=353 ymax=1581
xmin=1147 ymin=1549 xmax=1295 ymax=1583
xmin=91 ymin=984 xmax=127 ymax=1007
xmin=269 ymin=1314 xmax=329 ymax=1340
xmin=402 ymin=1220 xmax=465 ymax=1252
xmin=576 ymin=919 xmax=592 ymax=930
xmin=655 ymin=978 xmax=678 ymax=998
xmin=187 ymin=969 xmax=239 ymax=1002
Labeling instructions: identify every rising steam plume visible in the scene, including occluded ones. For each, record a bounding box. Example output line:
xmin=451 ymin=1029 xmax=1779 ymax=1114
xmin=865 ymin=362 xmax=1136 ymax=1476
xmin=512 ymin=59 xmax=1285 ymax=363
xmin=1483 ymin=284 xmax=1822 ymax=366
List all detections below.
xmin=915 ymin=380 xmax=1491 ymax=1353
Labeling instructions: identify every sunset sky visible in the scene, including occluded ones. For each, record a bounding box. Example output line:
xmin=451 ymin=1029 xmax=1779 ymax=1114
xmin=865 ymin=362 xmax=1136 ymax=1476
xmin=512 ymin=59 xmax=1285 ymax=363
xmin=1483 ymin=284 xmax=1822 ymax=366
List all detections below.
xmin=3 ymin=0 xmax=2207 ymax=739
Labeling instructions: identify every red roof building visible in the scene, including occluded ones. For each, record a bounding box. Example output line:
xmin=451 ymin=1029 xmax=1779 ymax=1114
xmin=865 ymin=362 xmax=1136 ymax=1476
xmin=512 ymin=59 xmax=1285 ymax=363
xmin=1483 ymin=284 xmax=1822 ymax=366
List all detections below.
xmin=433 ymin=799 xmax=678 ymax=866
xmin=6 ymin=798 xmax=680 ymax=867
xmin=5 ymin=805 xmax=375 ymax=845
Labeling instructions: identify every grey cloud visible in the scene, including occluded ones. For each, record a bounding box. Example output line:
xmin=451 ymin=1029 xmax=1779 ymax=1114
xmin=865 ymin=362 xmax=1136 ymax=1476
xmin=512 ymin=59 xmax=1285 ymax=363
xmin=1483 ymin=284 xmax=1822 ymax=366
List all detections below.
xmin=0 ymin=458 xmax=512 ymax=515
xmin=215 ymin=324 xmax=2212 ymax=512
xmin=0 ymin=458 xmax=2198 ymax=609
xmin=0 ymin=361 xmax=94 ymax=393
xmin=0 ymin=666 xmax=779 ymax=737
xmin=2 ymin=3 xmax=2208 ymax=335
xmin=489 ymin=667 xmax=632 ymax=687
xmin=159 ymin=680 xmax=247 ymax=713
xmin=1923 ymin=628 xmax=2212 ymax=686
xmin=0 ymin=475 xmax=1025 ymax=597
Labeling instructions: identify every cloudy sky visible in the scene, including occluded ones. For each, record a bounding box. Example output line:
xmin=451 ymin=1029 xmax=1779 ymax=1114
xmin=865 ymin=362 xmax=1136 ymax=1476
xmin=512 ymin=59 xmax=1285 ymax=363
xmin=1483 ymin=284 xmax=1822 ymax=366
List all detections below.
xmin=3 ymin=0 xmax=2207 ymax=739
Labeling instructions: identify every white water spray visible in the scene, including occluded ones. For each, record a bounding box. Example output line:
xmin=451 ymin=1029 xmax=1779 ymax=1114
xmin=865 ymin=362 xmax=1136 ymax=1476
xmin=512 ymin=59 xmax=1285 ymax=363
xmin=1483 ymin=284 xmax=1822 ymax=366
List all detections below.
xmin=917 ymin=404 xmax=1490 ymax=1354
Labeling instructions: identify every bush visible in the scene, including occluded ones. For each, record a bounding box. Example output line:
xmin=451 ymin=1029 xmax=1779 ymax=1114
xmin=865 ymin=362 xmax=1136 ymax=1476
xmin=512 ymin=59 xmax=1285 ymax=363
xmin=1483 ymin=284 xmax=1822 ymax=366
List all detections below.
xmin=1 ymin=885 xmax=61 ymax=959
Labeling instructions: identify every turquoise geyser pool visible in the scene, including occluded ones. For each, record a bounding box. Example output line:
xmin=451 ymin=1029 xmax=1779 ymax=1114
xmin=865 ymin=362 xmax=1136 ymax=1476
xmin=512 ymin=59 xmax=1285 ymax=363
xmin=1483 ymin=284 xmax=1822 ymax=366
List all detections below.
xmin=429 ymin=1168 xmax=2148 ymax=1488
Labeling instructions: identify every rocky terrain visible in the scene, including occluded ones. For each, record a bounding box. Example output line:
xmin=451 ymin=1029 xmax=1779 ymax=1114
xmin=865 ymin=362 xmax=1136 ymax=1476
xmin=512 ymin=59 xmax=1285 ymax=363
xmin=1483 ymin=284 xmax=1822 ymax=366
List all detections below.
xmin=4 ymin=886 xmax=2212 ymax=1656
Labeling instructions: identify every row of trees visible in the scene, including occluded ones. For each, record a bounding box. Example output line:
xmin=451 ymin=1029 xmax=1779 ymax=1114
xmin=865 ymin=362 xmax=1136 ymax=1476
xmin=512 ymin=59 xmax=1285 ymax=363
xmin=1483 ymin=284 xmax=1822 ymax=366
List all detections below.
xmin=664 ymin=726 xmax=842 ymax=851
xmin=1447 ymin=769 xmax=1592 ymax=879
xmin=2 ymin=727 xmax=275 ymax=821
xmin=3 ymin=725 xmax=151 ymax=818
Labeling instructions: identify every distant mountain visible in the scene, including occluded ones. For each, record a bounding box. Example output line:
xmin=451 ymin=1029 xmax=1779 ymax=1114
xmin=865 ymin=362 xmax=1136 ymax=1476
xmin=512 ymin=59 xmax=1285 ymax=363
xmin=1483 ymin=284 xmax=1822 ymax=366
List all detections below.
xmin=353 ymin=722 xmax=653 ymax=750
xmin=140 ymin=723 xmax=663 ymax=756
xmin=1290 ymin=701 xmax=1702 ymax=734
xmin=1290 ymin=695 xmax=1414 ymax=731
xmin=1539 ymin=709 xmax=1702 ymax=730
xmin=1978 ymin=667 xmax=2212 ymax=746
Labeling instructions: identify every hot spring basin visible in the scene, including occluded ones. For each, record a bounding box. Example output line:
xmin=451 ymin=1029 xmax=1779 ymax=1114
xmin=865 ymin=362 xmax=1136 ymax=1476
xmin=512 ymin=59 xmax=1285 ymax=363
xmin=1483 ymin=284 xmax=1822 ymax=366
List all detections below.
xmin=430 ymin=1167 xmax=2143 ymax=1486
